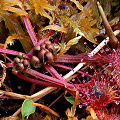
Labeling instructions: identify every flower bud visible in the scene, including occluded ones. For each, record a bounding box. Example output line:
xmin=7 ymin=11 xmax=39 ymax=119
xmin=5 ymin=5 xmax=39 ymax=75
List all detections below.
xmin=44 ymin=40 xmax=51 ymax=45
xmin=33 ymin=45 xmax=41 ymax=56
xmin=38 ymin=49 xmax=48 ymax=62
xmin=18 ymin=63 xmax=24 ymax=71
xmin=41 ymin=43 xmax=46 ymax=49
xmin=14 ymin=57 xmax=20 ymax=63
xmin=46 ymin=52 xmax=54 ymax=64
xmin=18 ymin=52 xmax=23 ymax=59
xmin=30 ymin=56 xmax=40 ymax=68
xmin=23 ymin=59 xmax=30 ymax=67
xmin=46 ymin=44 xmax=55 ymax=54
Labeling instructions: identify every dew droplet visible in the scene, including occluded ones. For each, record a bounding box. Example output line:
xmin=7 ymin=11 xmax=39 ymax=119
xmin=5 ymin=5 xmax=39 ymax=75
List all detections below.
xmin=105 ymin=48 xmax=109 ymax=52
xmin=83 ymin=80 xmax=86 ymax=83
xmin=84 ymin=42 xmax=87 ymax=45
xmin=101 ymin=75 xmax=104 ymax=79
xmin=104 ymin=71 xmax=107 ymax=74
xmin=94 ymin=73 xmax=96 ymax=76
xmin=88 ymin=53 xmax=92 ymax=58
xmin=109 ymin=63 xmax=112 ymax=67
xmin=60 ymin=74 xmax=63 ymax=77
xmin=72 ymin=79 xmax=75 ymax=82
xmin=79 ymin=94 xmax=82 ymax=96
xmin=65 ymin=85 xmax=67 ymax=88
xmin=79 ymin=105 xmax=82 ymax=108
xmin=86 ymin=71 xmax=88 ymax=74
xmin=90 ymin=65 xmax=93 ymax=69
xmin=5 ymin=111 xmax=7 ymax=113
xmin=110 ymin=79 xmax=113 ymax=82
xmin=85 ymin=103 xmax=88 ymax=106
xmin=81 ymin=59 xmax=83 ymax=62
xmin=95 ymin=38 xmax=97 ymax=41
xmin=111 ymin=71 xmax=114 ymax=75
xmin=101 ymin=28 xmax=106 ymax=35
xmin=100 ymin=49 xmax=104 ymax=53
xmin=113 ymin=49 xmax=116 ymax=52
xmin=93 ymin=44 xmax=96 ymax=47
xmin=82 ymin=74 xmax=85 ymax=77
xmin=115 ymin=101 xmax=119 ymax=105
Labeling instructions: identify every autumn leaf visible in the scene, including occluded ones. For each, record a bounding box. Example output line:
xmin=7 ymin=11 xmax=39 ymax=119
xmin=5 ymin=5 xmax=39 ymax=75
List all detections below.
xmin=0 ymin=0 xmax=28 ymax=16
xmin=38 ymin=24 xmax=67 ymax=34
xmin=56 ymin=36 xmax=82 ymax=58
xmin=29 ymin=0 xmax=56 ymax=23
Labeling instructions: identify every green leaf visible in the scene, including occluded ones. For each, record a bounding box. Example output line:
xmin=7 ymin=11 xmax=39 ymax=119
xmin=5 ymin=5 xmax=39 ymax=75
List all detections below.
xmin=21 ymin=99 xmax=36 ymax=120
xmin=64 ymin=94 xmax=80 ymax=105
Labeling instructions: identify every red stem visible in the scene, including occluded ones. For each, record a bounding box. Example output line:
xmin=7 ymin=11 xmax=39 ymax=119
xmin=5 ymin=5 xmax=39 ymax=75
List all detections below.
xmin=23 ymin=68 xmax=75 ymax=90
xmin=22 ymin=16 xmax=38 ymax=46
xmin=0 ymin=48 xmax=31 ymax=59
xmin=44 ymin=64 xmax=66 ymax=81
xmin=17 ymin=72 xmax=60 ymax=87
xmin=28 ymin=30 xmax=53 ymax=56
xmin=34 ymin=92 xmax=65 ymax=120
xmin=53 ymin=63 xmax=92 ymax=77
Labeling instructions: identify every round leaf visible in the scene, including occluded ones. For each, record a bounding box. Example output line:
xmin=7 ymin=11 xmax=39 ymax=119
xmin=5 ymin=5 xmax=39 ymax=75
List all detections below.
xmin=21 ymin=99 xmax=36 ymax=120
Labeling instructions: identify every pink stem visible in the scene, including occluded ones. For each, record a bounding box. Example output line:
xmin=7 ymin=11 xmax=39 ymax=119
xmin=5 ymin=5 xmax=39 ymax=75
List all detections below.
xmin=23 ymin=68 xmax=75 ymax=90
xmin=0 ymin=48 xmax=31 ymax=59
xmin=22 ymin=16 xmax=38 ymax=46
xmin=17 ymin=72 xmax=60 ymax=87
xmin=53 ymin=63 xmax=92 ymax=77
xmin=44 ymin=64 xmax=66 ymax=81
xmin=28 ymin=30 xmax=53 ymax=56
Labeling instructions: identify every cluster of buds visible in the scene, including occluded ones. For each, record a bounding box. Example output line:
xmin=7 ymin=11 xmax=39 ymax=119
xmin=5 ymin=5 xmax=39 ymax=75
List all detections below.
xmin=30 ymin=40 xmax=55 ymax=68
xmin=12 ymin=52 xmax=30 ymax=75
xmin=12 ymin=40 xmax=55 ymax=74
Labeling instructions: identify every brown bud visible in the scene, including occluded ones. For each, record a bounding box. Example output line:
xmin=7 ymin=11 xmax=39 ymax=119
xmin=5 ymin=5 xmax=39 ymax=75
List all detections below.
xmin=12 ymin=69 xmax=18 ymax=75
xmin=46 ymin=44 xmax=55 ymax=54
xmin=44 ymin=40 xmax=51 ymax=45
xmin=30 ymin=56 xmax=40 ymax=68
xmin=18 ymin=63 xmax=24 ymax=71
xmin=46 ymin=52 xmax=54 ymax=64
xmin=23 ymin=59 xmax=30 ymax=67
xmin=33 ymin=45 xmax=41 ymax=56
xmin=38 ymin=49 xmax=48 ymax=62
xmin=12 ymin=66 xmax=19 ymax=75
xmin=14 ymin=57 xmax=20 ymax=63
xmin=33 ymin=45 xmax=41 ymax=54
xmin=18 ymin=52 xmax=23 ymax=59
xmin=40 ymin=43 xmax=46 ymax=49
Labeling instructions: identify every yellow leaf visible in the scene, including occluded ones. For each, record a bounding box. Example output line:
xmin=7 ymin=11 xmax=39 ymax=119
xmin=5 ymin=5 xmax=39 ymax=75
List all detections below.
xmin=1 ymin=6 xmax=28 ymax=16
xmin=29 ymin=0 xmax=56 ymax=23
xmin=0 ymin=0 xmax=28 ymax=16
xmin=5 ymin=34 xmax=19 ymax=46
xmin=0 ymin=60 xmax=6 ymax=87
xmin=70 ymin=0 xmax=83 ymax=10
xmin=38 ymin=25 xmax=67 ymax=34
xmin=56 ymin=36 xmax=82 ymax=58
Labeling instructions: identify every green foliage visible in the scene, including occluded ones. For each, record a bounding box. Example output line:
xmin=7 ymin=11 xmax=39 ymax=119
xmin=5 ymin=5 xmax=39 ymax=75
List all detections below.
xmin=21 ymin=99 xmax=36 ymax=120
xmin=64 ymin=94 xmax=80 ymax=105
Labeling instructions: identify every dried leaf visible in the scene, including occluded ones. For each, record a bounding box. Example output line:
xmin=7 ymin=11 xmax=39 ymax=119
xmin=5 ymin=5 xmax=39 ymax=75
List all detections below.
xmin=1 ymin=14 xmax=33 ymax=53
xmin=29 ymin=0 xmax=56 ymax=23
xmin=0 ymin=116 xmax=20 ymax=120
xmin=5 ymin=33 xmax=19 ymax=46
xmin=0 ymin=0 xmax=28 ymax=16
xmin=38 ymin=25 xmax=67 ymax=34
xmin=56 ymin=36 xmax=82 ymax=57
xmin=70 ymin=0 xmax=83 ymax=10
xmin=0 ymin=60 xmax=6 ymax=87
xmin=86 ymin=107 xmax=99 ymax=120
